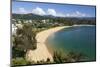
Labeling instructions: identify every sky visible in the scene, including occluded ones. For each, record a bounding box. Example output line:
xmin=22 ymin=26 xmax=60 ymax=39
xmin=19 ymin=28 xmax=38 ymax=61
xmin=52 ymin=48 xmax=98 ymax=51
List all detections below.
xmin=12 ymin=1 xmax=96 ymax=17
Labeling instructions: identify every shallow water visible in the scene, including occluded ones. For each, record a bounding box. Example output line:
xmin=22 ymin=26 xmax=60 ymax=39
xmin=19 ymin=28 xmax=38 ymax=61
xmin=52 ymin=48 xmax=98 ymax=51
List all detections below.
xmin=46 ymin=25 xmax=96 ymax=61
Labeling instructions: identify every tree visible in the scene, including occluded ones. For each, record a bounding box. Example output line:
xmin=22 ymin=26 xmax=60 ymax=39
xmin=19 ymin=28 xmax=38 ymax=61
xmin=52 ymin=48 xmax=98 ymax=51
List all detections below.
xmin=53 ymin=51 xmax=63 ymax=63
xmin=12 ymin=23 xmax=37 ymax=58
xmin=53 ymin=51 xmax=88 ymax=63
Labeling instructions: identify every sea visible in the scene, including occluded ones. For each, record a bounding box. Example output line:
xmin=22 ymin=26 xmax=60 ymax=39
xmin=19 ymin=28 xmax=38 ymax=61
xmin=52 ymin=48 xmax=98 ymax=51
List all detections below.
xmin=46 ymin=25 xmax=96 ymax=61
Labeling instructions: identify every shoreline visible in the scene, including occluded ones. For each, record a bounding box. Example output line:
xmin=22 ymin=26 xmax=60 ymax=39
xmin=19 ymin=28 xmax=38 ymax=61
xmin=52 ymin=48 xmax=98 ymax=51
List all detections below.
xmin=73 ymin=24 xmax=95 ymax=26
xmin=25 ymin=24 xmax=95 ymax=63
xmin=26 ymin=26 xmax=69 ymax=62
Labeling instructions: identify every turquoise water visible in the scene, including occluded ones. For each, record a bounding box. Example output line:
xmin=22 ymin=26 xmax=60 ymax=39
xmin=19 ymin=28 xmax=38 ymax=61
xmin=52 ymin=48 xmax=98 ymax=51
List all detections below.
xmin=46 ymin=26 xmax=96 ymax=61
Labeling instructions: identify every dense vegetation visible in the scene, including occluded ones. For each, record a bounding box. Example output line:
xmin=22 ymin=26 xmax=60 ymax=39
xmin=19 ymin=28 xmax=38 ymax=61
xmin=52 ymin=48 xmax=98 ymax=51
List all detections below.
xmin=12 ymin=23 xmax=37 ymax=54
xmin=53 ymin=51 xmax=88 ymax=63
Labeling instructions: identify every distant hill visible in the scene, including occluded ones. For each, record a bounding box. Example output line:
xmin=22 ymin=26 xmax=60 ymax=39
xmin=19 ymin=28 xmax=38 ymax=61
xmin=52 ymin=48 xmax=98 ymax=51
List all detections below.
xmin=12 ymin=13 xmax=54 ymax=20
xmin=12 ymin=13 xmax=96 ymax=23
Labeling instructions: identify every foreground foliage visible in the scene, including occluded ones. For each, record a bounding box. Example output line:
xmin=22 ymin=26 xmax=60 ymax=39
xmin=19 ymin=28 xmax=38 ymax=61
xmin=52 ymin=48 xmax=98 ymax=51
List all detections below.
xmin=12 ymin=58 xmax=29 ymax=66
xmin=53 ymin=51 xmax=88 ymax=63
xmin=12 ymin=50 xmax=88 ymax=66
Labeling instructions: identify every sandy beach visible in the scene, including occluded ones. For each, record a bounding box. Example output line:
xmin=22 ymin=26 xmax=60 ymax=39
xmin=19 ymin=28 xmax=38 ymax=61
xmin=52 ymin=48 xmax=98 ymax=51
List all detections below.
xmin=26 ymin=26 xmax=69 ymax=62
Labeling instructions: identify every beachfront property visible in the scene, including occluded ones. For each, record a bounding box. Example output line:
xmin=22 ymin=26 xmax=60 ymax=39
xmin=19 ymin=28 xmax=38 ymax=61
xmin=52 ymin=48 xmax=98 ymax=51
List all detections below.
xmin=11 ymin=1 xmax=96 ymax=66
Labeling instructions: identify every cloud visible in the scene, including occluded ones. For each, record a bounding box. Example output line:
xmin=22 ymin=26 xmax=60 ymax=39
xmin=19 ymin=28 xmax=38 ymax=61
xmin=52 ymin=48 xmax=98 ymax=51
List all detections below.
xmin=47 ymin=8 xmax=66 ymax=17
xmin=19 ymin=8 xmax=27 ymax=14
xmin=57 ymin=13 xmax=66 ymax=17
xmin=32 ymin=7 xmax=46 ymax=15
xmin=17 ymin=7 xmax=90 ymax=17
xmin=47 ymin=9 xmax=56 ymax=16
xmin=46 ymin=9 xmax=89 ymax=17
xmin=66 ymin=11 xmax=89 ymax=17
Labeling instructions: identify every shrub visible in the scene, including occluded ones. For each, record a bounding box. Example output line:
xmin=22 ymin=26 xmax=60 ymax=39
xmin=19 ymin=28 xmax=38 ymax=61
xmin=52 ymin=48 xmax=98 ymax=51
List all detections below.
xmin=53 ymin=51 xmax=88 ymax=63
xmin=11 ymin=58 xmax=29 ymax=66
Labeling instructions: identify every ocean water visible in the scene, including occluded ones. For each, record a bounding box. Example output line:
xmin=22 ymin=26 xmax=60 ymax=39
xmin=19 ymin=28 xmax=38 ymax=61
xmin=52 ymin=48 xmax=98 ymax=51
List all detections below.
xmin=46 ymin=25 xmax=96 ymax=61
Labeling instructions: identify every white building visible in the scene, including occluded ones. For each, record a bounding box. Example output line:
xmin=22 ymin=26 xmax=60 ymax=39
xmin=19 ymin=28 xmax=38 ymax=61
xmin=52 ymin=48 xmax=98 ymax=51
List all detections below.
xmin=12 ymin=24 xmax=17 ymax=35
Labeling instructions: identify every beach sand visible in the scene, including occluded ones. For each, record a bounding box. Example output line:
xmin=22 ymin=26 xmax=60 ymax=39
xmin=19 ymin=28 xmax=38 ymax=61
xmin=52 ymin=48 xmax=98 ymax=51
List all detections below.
xmin=26 ymin=26 xmax=69 ymax=62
